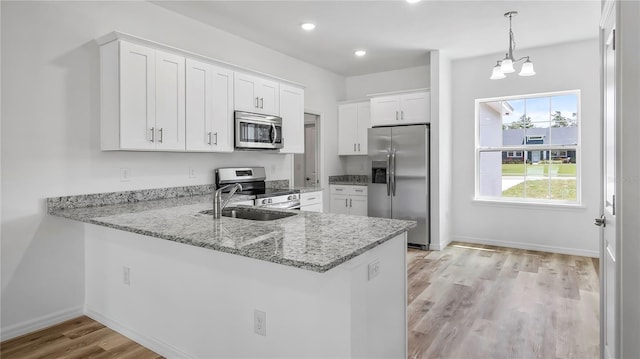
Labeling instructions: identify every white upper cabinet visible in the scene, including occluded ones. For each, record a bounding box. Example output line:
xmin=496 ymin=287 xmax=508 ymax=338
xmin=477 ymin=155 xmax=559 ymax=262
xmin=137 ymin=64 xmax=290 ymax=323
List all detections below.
xmin=234 ymin=72 xmax=280 ymax=116
xmin=155 ymin=50 xmax=186 ymax=151
xmin=279 ymin=84 xmax=304 ymax=154
xmin=370 ymin=91 xmax=430 ymax=127
xmin=102 ymin=40 xmax=185 ymax=151
xmin=338 ymin=101 xmax=370 ymax=155
xmin=185 ymin=59 xmax=234 ymax=152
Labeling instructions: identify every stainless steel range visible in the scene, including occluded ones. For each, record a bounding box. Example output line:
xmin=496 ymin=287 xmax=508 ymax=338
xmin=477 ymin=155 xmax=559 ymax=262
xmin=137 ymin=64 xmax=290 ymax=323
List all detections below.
xmin=215 ymin=167 xmax=300 ymax=209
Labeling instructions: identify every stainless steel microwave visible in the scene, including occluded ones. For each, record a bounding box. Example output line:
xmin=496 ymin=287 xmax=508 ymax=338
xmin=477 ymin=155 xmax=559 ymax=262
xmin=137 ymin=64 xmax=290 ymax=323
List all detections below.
xmin=234 ymin=111 xmax=283 ymax=150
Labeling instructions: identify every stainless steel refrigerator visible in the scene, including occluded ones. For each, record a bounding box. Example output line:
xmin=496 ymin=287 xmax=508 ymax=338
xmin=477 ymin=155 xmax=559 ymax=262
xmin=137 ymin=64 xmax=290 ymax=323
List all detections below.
xmin=368 ymin=125 xmax=430 ymax=249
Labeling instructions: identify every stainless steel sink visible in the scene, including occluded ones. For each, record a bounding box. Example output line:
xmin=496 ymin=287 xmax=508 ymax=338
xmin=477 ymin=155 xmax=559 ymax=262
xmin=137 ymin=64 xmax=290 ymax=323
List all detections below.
xmin=200 ymin=207 xmax=297 ymax=221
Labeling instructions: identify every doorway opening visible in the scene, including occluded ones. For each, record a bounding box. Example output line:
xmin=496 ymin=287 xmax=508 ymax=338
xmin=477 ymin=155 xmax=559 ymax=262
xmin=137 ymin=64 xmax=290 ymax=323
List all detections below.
xmin=294 ymin=113 xmax=320 ymax=187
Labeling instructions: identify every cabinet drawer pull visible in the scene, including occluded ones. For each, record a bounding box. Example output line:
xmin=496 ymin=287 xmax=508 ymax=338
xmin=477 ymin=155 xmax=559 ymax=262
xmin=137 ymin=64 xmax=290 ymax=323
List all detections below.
xmin=307 ymin=197 xmax=316 ymax=201
xmin=150 ymin=127 xmax=155 ymax=142
xmin=355 ymin=189 xmax=364 ymax=192
xmin=335 ymin=188 xmax=343 ymax=191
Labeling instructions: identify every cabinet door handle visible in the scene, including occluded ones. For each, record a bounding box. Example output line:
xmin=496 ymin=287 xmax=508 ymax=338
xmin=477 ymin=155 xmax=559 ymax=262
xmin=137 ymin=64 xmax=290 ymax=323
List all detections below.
xmin=213 ymin=132 xmax=218 ymax=145
xmin=354 ymin=143 xmax=356 ymax=151
xmin=395 ymin=111 xmax=398 ymax=121
xmin=350 ymin=198 xmax=352 ymax=207
xmin=260 ymin=97 xmax=264 ymax=109
xmin=158 ymin=128 xmax=163 ymax=143
xmin=358 ymin=143 xmax=361 ymax=152
xmin=150 ymin=127 xmax=155 ymax=142
xmin=401 ymin=110 xmax=404 ymax=120
xmin=345 ymin=198 xmax=348 ymax=207
xmin=307 ymin=197 xmax=316 ymax=201
xmin=208 ymin=132 xmax=212 ymax=145
xmin=255 ymin=97 xmax=259 ymax=108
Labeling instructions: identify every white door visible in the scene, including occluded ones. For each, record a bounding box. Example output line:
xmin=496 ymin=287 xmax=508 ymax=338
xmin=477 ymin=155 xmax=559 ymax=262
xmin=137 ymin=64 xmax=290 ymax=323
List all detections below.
xmin=330 ymin=194 xmax=349 ymax=215
xmin=304 ymin=125 xmax=316 ymax=186
xmin=371 ymin=95 xmax=399 ymax=126
xmin=279 ymin=84 xmax=304 ymax=154
xmin=119 ymin=41 xmax=155 ymax=150
xmin=185 ymin=59 xmax=212 ymax=151
xmin=155 ymin=50 xmax=185 ymax=151
xmin=211 ymin=66 xmax=234 ymax=152
xmin=349 ymin=196 xmax=368 ymax=216
xmin=234 ymin=73 xmax=259 ymax=113
xmin=259 ymin=78 xmax=280 ymax=115
xmin=399 ymin=92 xmax=429 ymax=125
xmin=599 ymin=11 xmax=618 ymax=359
xmin=356 ymin=102 xmax=371 ymax=154
xmin=338 ymin=103 xmax=358 ymax=155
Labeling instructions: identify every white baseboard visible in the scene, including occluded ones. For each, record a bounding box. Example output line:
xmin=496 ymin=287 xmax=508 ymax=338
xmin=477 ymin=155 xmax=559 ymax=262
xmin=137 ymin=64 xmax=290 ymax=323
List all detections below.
xmin=84 ymin=308 xmax=194 ymax=359
xmin=1 ymin=306 xmax=84 ymax=341
xmin=452 ymin=235 xmax=599 ymax=258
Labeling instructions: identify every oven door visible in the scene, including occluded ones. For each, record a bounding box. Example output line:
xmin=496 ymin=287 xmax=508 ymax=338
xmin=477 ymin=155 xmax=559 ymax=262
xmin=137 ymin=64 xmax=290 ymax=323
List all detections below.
xmin=235 ymin=112 xmax=283 ymax=150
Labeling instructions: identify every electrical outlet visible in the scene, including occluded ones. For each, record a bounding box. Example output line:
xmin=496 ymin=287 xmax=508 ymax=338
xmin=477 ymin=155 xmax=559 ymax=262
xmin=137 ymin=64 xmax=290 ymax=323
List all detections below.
xmin=254 ymin=309 xmax=266 ymax=336
xmin=122 ymin=266 xmax=131 ymax=285
xmin=189 ymin=168 xmax=196 ymax=178
xmin=120 ymin=168 xmax=131 ymax=182
xmin=368 ymin=260 xmax=380 ymax=281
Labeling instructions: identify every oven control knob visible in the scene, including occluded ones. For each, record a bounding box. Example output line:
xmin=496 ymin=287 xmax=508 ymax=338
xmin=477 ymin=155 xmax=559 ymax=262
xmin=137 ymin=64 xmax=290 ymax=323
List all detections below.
xmin=268 ymin=198 xmax=272 ymax=204
xmin=262 ymin=199 xmax=268 ymax=205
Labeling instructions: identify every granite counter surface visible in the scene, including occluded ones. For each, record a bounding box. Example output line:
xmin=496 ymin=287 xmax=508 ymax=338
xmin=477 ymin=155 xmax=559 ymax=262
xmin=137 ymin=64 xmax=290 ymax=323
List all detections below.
xmin=49 ymin=194 xmax=415 ymax=273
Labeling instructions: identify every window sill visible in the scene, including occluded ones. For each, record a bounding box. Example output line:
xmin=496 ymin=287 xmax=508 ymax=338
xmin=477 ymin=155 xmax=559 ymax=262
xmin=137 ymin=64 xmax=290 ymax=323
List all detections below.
xmin=472 ymin=198 xmax=586 ymax=211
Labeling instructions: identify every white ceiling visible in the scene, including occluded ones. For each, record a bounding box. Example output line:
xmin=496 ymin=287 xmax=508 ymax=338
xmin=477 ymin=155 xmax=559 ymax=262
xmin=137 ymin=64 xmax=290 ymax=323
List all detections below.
xmin=152 ymin=1 xmax=601 ymax=77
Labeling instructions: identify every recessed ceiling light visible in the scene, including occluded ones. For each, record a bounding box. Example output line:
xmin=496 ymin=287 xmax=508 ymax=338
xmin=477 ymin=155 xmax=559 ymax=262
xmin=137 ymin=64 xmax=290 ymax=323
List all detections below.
xmin=301 ymin=23 xmax=316 ymax=31
xmin=406 ymin=0 xmax=421 ymax=3
xmin=354 ymin=50 xmax=367 ymax=57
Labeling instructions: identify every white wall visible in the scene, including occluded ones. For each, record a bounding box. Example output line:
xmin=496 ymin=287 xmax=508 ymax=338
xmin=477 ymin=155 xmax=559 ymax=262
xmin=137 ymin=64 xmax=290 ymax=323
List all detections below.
xmin=345 ymin=65 xmax=430 ymax=100
xmin=0 ymin=1 xmax=345 ymax=338
xmin=429 ymin=50 xmax=453 ymax=251
xmin=343 ymin=65 xmax=431 ymax=175
xmin=450 ymin=39 xmax=600 ymax=256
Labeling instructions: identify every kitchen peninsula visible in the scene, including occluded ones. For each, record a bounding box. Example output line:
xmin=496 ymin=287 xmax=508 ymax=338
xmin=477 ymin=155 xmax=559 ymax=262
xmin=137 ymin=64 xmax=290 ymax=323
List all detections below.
xmin=48 ymin=185 xmax=415 ymax=359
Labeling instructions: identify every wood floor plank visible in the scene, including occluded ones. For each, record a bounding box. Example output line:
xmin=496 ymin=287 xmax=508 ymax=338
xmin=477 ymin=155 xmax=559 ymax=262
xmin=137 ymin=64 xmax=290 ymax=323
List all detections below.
xmin=0 ymin=317 xmax=163 ymax=359
xmin=407 ymin=242 xmax=600 ymax=359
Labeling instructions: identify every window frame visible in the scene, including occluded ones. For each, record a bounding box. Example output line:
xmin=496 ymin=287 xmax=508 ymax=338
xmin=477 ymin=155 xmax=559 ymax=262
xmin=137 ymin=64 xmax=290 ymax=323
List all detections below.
xmin=474 ymin=90 xmax=582 ymax=206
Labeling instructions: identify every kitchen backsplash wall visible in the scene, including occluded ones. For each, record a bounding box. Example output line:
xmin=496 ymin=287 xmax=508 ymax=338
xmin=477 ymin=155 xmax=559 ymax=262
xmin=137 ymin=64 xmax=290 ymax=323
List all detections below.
xmin=345 ymin=156 xmax=369 ymax=175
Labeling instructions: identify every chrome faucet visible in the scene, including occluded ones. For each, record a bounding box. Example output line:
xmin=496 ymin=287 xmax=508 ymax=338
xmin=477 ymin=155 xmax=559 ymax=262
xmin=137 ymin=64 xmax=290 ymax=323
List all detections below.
xmin=212 ymin=183 xmax=243 ymax=219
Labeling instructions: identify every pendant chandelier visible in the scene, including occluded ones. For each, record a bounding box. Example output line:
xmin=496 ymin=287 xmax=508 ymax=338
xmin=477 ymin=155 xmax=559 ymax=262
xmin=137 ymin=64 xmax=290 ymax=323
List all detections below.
xmin=490 ymin=11 xmax=536 ymax=80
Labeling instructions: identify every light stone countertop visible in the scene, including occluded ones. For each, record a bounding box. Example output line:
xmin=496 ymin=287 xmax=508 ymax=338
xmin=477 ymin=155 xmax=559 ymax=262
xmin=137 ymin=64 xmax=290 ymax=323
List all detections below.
xmin=49 ymin=193 xmax=415 ymax=272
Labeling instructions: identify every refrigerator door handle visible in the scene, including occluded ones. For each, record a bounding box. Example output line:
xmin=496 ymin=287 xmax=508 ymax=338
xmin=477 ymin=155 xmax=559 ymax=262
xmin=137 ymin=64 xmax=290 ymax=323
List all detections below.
xmin=386 ymin=149 xmax=391 ymax=196
xmin=391 ymin=149 xmax=397 ymax=196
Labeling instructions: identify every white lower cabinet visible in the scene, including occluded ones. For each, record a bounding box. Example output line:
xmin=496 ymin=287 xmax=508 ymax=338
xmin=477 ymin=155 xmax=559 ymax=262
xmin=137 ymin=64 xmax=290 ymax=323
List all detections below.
xmin=330 ymin=185 xmax=367 ymax=216
xmin=300 ymin=190 xmax=323 ymax=212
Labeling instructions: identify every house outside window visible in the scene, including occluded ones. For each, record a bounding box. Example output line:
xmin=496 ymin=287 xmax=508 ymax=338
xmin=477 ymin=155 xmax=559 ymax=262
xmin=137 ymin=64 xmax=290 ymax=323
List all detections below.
xmin=475 ymin=91 xmax=580 ymax=204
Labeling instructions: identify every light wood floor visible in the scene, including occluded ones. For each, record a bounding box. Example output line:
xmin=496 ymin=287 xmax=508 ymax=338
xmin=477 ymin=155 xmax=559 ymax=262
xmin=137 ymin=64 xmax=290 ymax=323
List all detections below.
xmin=1 ymin=242 xmax=599 ymax=359
xmin=408 ymin=242 xmax=600 ymax=359
xmin=0 ymin=316 xmax=162 ymax=359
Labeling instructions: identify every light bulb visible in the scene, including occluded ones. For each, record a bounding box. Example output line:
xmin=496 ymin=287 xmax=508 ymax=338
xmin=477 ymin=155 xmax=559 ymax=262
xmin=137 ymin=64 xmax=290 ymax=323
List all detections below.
xmin=354 ymin=50 xmax=366 ymax=57
xmin=500 ymin=58 xmax=515 ymax=73
xmin=519 ymin=60 xmax=536 ymax=76
xmin=490 ymin=64 xmax=506 ymax=80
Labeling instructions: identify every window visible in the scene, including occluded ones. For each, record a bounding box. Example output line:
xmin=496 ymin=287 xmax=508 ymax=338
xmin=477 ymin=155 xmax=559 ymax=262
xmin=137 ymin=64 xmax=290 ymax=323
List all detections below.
xmin=476 ymin=91 xmax=580 ymax=204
